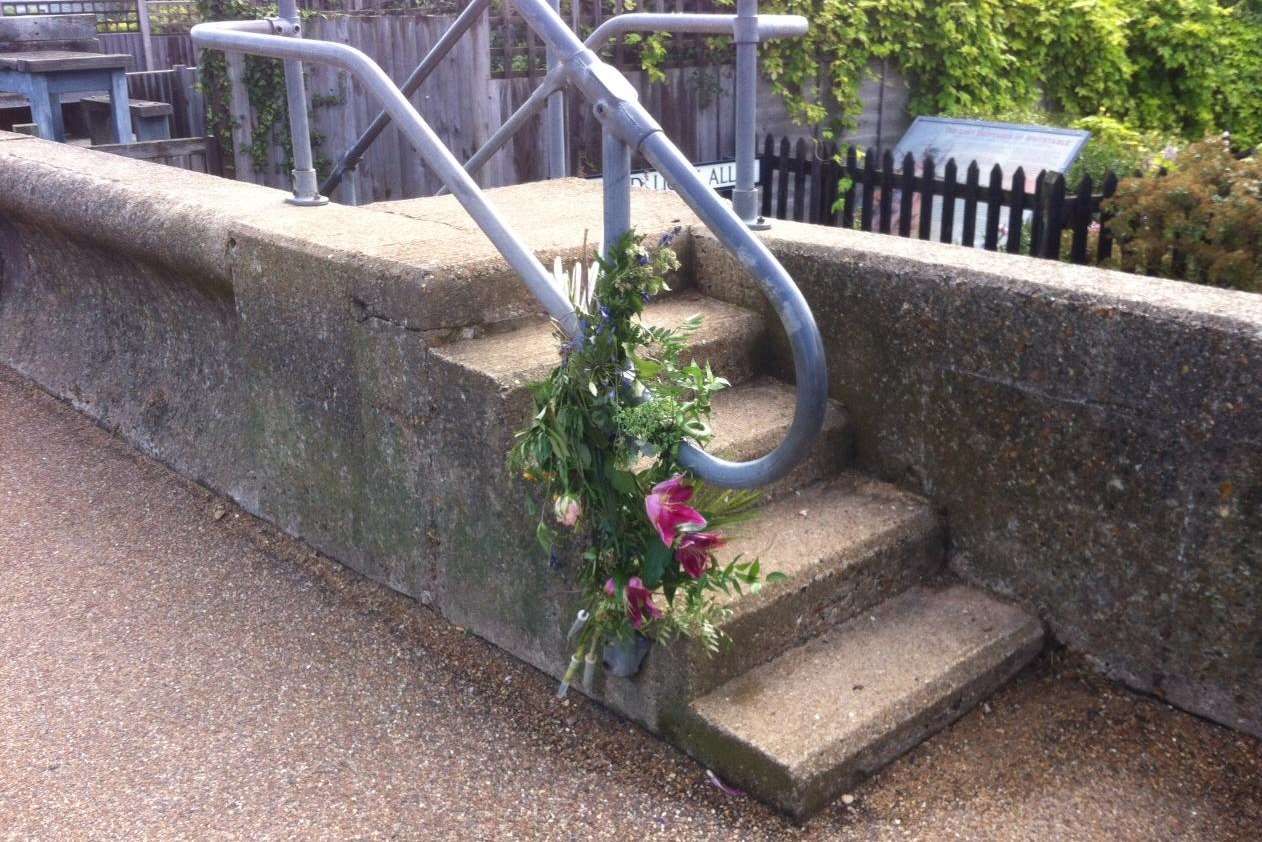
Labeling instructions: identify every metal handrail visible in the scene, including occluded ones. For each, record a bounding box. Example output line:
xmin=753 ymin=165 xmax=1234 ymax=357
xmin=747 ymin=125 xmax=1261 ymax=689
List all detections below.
xmin=191 ymin=0 xmax=826 ymax=489
xmin=445 ymin=6 xmax=807 ymax=223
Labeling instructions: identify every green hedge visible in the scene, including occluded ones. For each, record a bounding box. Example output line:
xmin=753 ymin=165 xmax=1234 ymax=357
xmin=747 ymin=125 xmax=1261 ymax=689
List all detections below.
xmin=752 ymin=0 xmax=1262 ymax=149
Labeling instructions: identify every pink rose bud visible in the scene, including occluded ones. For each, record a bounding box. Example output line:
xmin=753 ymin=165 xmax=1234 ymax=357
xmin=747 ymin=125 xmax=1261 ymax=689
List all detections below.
xmin=553 ymin=494 xmax=582 ymax=527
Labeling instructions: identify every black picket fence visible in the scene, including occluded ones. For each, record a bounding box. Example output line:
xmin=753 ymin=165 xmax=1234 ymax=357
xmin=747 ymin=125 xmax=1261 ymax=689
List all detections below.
xmin=757 ymin=136 xmax=1122 ymax=266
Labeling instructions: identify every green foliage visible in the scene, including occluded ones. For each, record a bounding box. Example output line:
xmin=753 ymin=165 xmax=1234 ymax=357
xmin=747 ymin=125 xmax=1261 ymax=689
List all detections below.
xmin=1106 ymin=136 xmax=1262 ymax=291
xmin=197 ymin=0 xmax=327 ymax=177
xmin=508 ymin=231 xmax=778 ymax=671
xmin=1067 ymin=115 xmax=1177 ymax=182
xmin=743 ymin=0 xmax=1262 ymax=148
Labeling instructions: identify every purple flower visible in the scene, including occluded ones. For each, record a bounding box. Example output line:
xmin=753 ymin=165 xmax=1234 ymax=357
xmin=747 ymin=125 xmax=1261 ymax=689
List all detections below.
xmin=645 ymin=475 xmax=706 ymax=547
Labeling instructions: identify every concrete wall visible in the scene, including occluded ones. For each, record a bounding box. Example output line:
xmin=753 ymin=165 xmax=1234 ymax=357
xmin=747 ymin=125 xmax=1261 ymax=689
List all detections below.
xmin=0 ymin=133 xmax=688 ymax=704
xmin=696 ymin=224 xmax=1262 ymax=738
xmin=2 ymin=132 xmax=1258 ymax=738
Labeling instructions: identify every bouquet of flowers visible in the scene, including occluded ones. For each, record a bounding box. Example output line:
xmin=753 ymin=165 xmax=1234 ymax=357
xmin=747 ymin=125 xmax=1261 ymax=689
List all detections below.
xmin=508 ymin=229 xmax=781 ymax=696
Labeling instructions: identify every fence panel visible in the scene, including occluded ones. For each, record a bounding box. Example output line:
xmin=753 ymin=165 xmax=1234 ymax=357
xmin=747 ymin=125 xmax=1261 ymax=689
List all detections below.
xmin=756 ymin=133 xmax=1144 ymax=270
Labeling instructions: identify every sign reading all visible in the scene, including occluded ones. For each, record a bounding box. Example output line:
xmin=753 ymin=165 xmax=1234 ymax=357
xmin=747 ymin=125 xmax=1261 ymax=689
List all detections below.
xmin=589 ymin=159 xmax=756 ymax=193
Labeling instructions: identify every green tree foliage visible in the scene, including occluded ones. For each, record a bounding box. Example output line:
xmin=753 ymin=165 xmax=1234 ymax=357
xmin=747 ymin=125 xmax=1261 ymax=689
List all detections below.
xmin=1107 ymin=136 xmax=1262 ymax=291
xmin=751 ymin=0 xmax=1262 ymax=147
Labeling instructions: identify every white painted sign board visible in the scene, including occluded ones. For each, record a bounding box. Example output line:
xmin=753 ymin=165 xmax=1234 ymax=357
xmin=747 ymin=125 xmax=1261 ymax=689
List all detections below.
xmin=889 ymin=117 xmax=1090 ymax=246
xmin=590 ymin=159 xmax=756 ymax=193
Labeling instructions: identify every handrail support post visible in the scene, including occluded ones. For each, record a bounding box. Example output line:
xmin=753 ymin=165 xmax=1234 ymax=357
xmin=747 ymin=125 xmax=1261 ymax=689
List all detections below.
xmin=545 ymin=0 xmax=568 ymax=178
xmin=601 ymin=128 xmax=630 ymax=258
xmin=277 ymin=0 xmax=328 ymax=206
xmin=732 ymin=0 xmax=768 ymax=229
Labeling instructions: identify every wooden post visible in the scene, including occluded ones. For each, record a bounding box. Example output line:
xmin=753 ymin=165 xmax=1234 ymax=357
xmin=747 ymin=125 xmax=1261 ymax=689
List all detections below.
xmin=775 ymin=136 xmax=790 ymax=220
xmin=1006 ymin=167 xmax=1027 ymax=254
xmin=169 ymin=64 xmax=190 ymax=136
xmin=897 ymin=152 xmax=915 ymax=237
xmin=1097 ymin=171 xmax=1119 ymax=263
xmin=792 ymin=137 xmax=807 ymax=221
xmin=878 ymin=149 xmax=894 ymax=234
xmin=759 ymin=133 xmax=774 ymax=218
xmin=860 ymin=147 xmax=876 ymax=232
xmin=940 ymin=159 xmax=957 ymax=244
xmin=1069 ymin=174 xmax=1093 ymax=264
xmin=224 ymin=51 xmax=258 ymax=183
xmin=961 ymin=161 xmax=980 ymax=247
xmin=136 ymin=0 xmax=156 ymax=72
xmin=841 ymin=145 xmax=857 ymax=229
xmin=984 ymin=164 xmax=1003 ymax=250
xmin=1042 ymin=172 xmax=1067 ymax=260
xmin=917 ymin=155 xmax=935 ymax=240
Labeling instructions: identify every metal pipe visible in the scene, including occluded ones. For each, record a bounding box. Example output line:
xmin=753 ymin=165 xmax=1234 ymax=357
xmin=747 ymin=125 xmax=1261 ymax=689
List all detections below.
xmin=191 ymin=21 xmax=578 ymax=336
xmin=731 ymin=0 xmax=766 ymax=228
xmin=512 ymin=0 xmax=826 ymax=487
xmin=276 ymin=0 xmax=326 ymax=206
xmin=321 ymin=0 xmax=492 ymax=197
xmin=545 ymin=0 xmax=567 ymax=178
xmin=639 ymin=131 xmax=827 ymax=487
xmin=584 ymin=12 xmax=805 ymax=45
xmin=435 ymin=66 xmax=564 ymax=195
xmin=601 ymin=129 xmax=630 ymax=259
xmin=456 ymin=13 xmax=806 ymax=185
xmin=197 ymin=1 xmax=826 ymax=489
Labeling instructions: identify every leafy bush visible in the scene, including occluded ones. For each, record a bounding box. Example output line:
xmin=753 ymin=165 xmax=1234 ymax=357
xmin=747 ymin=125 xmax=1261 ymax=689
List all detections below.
xmin=751 ymin=0 xmax=1262 ymax=147
xmin=1067 ymin=115 xmax=1177 ymax=182
xmin=1106 ymin=136 xmax=1262 ymax=291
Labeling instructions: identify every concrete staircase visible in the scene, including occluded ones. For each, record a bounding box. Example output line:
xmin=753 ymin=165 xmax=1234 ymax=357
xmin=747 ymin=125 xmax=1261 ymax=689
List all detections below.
xmin=429 ymin=259 xmax=1044 ymax=819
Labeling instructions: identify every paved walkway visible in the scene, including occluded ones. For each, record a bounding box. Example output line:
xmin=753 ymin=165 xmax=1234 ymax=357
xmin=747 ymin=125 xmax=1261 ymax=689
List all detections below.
xmin=0 ymin=364 xmax=1258 ymax=841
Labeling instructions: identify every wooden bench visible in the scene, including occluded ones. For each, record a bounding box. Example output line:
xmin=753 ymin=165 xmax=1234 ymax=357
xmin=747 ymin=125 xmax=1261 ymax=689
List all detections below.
xmin=82 ymin=94 xmax=172 ymax=143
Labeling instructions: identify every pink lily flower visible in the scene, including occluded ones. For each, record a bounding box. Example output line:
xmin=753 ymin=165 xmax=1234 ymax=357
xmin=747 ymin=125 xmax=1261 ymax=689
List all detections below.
xmin=676 ymin=532 xmax=725 ymax=579
xmin=605 ymin=576 xmax=662 ymax=628
xmin=645 ymin=475 xmax=706 ymax=547
xmin=624 ymin=576 xmax=662 ymax=629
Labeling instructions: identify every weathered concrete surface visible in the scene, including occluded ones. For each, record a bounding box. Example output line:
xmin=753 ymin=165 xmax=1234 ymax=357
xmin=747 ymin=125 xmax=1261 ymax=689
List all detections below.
xmin=682 ymin=584 xmax=1044 ymax=819
xmin=696 ymin=222 xmax=1262 ymax=739
xmin=0 ymin=134 xmax=694 ymax=710
xmin=3 ymin=131 xmax=1258 ymax=746
xmin=3 ymin=366 xmax=1260 ymax=840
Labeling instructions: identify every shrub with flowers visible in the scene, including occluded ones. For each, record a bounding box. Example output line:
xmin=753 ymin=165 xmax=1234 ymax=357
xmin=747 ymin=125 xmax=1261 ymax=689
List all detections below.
xmin=508 ymin=229 xmax=781 ymax=695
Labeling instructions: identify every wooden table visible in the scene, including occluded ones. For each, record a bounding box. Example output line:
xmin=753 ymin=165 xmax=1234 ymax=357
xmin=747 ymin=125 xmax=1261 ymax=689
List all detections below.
xmin=0 ymin=50 xmax=133 ymax=143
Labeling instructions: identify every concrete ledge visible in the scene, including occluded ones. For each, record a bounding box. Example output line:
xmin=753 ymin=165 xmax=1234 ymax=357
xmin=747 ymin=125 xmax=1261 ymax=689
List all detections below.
xmin=696 ymin=221 xmax=1262 ymax=738
xmin=2 ymin=134 xmax=1258 ymax=741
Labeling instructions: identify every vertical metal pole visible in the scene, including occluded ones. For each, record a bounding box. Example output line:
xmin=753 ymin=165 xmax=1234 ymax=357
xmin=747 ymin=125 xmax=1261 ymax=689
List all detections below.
xmin=732 ymin=0 xmax=767 ymax=229
xmin=545 ymin=0 xmax=567 ymax=178
xmin=278 ymin=0 xmax=327 ymax=206
xmin=344 ymin=164 xmax=359 ymax=206
xmin=602 ymin=128 xmax=630 ymax=258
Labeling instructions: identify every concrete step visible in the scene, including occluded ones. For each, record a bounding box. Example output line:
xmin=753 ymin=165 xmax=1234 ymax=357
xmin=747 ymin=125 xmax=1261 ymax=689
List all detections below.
xmin=432 ymin=292 xmax=765 ymax=397
xmin=676 ymin=584 xmax=1044 ymax=819
xmin=615 ymin=474 xmax=942 ymax=727
xmin=686 ymin=377 xmax=852 ymax=499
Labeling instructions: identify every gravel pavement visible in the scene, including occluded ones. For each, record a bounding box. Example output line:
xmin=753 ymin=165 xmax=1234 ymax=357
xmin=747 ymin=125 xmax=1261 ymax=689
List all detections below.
xmin=1 ymin=365 xmax=1258 ymax=841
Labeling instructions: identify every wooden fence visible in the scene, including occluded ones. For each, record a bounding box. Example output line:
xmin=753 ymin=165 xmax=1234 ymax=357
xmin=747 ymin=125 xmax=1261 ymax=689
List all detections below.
xmin=126 ymin=62 xmax=203 ymax=136
xmin=0 ymin=0 xmax=199 ymax=70
xmin=93 ymin=134 xmax=221 ymax=173
xmin=224 ymin=7 xmax=746 ymax=202
xmin=490 ymin=0 xmax=730 ymax=79
xmin=758 ymin=136 xmax=1124 ymax=266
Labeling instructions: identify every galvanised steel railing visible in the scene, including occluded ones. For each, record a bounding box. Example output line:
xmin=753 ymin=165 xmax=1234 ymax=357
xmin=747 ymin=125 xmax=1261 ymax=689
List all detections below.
xmin=191 ymin=0 xmax=826 ymax=489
